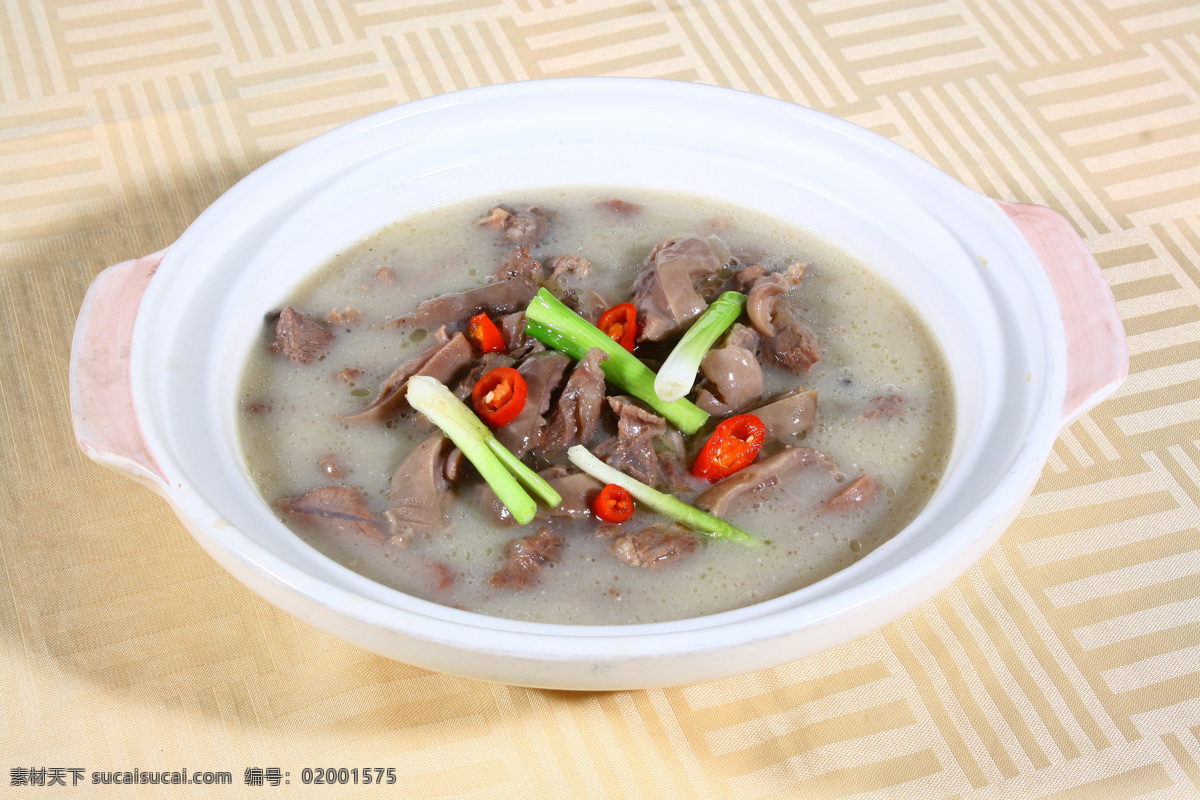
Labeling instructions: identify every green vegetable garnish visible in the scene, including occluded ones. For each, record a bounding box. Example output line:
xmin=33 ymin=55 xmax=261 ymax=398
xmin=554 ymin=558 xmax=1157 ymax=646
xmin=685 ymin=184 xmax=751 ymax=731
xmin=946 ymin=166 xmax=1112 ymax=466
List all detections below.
xmin=523 ymin=289 xmax=709 ymax=434
xmin=407 ymin=375 xmax=561 ymax=524
xmin=566 ymin=445 xmax=764 ymax=547
xmin=654 ymin=291 xmax=747 ymax=402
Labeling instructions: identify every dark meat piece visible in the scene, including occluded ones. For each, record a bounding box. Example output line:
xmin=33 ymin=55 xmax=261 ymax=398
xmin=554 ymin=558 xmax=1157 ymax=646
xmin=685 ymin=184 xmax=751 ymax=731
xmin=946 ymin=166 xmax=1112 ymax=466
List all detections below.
xmin=476 ymin=206 xmax=550 ymax=246
xmin=547 ymin=254 xmax=590 ymax=282
xmin=243 ymin=400 xmax=273 ymax=414
xmin=545 ymin=255 xmax=607 ymax=324
xmin=335 ymin=367 xmax=366 ymax=386
xmin=609 ymin=524 xmax=697 ymax=569
xmin=318 ymin=454 xmax=344 ymax=478
xmin=382 ymin=434 xmax=457 ymax=541
xmin=741 ymin=260 xmax=819 ymax=374
xmin=497 ymin=311 xmax=547 ymax=358
xmin=497 ymin=312 xmax=530 ymax=351
xmin=271 ymin=306 xmax=333 ymax=365
xmin=558 ymin=287 xmax=608 ymax=324
xmin=495 ymin=351 xmax=570 ymax=458
xmin=734 ymin=263 xmax=769 ymax=288
xmin=493 ymin=245 xmax=543 ymax=281
xmin=342 ymin=330 xmax=473 ymax=423
xmin=594 ymin=396 xmax=666 ymax=486
xmin=746 ymin=261 xmax=808 ymax=337
xmin=861 ymin=394 xmax=907 ymax=419
xmin=631 ymin=236 xmax=727 ymax=341
xmin=594 ymin=198 xmax=642 ymax=215
xmin=326 ymin=307 xmax=361 ymax=327
xmin=657 ymin=451 xmax=696 ymax=493
xmin=697 ymin=262 xmax=776 ymax=304
xmin=695 ymin=446 xmax=840 ymax=516
xmin=751 ymin=387 xmax=819 ymax=440
xmin=279 ymin=486 xmax=381 ymax=540
xmin=824 ymin=474 xmax=877 ymax=511
xmin=489 ymin=528 xmax=564 ymax=589
xmin=536 ymin=466 xmax=604 ymax=520
xmin=542 ymin=347 xmax=609 ymax=454
xmin=379 ymin=276 xmax=539 ymax=330
xmin=695 ymin=324 xmax=764 ymax=415
xmin=762 ymin=313 xmax=819 ymax=374
xmin=375 ymin=266 xmax=395 ymax=284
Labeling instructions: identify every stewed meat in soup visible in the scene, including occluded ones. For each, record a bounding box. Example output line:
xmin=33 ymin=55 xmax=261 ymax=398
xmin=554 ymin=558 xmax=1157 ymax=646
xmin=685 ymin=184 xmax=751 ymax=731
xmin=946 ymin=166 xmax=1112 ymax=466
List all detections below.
xmin=238 ymin=189 xmax=953 ymax=625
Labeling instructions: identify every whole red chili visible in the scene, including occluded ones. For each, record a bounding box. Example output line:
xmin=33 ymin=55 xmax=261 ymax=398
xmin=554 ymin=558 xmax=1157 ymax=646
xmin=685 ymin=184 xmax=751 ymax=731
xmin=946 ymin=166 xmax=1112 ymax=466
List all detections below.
xmin=597 ymin=303 xmax=638 ymax=352
xmin=467 ymin=312 xmax=506 ymax=353
xmin=593 ymin=484 xmax=635 ymax=523
xmin=691 ymin=414 xmax=767 ymax=482
xmin=471 ymin=367 xmax=528 ymax=427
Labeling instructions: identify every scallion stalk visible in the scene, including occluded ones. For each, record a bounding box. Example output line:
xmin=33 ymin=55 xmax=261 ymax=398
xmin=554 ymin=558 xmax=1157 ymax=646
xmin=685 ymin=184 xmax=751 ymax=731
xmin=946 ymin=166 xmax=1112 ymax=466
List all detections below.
xmin=566 ymin=445 xmax=764 ymax=547
xmin=654 ymin=291 xmax=747 ymax=402
xmin=523 ymin=289 xmax=709 ymax=434
xmin=407 ymin=376 xmax=561 ymax=524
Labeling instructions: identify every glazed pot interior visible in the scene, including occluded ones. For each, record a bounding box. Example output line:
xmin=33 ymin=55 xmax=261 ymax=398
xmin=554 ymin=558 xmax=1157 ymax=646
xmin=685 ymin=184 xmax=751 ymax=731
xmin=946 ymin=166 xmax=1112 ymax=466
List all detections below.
xmin=133 ymin=80 xmax=1062 ymax=647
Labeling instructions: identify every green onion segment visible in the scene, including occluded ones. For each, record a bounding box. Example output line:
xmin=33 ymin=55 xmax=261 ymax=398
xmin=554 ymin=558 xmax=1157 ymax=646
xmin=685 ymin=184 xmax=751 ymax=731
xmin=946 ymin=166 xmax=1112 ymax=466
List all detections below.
xmin=523 ymin=289 xmax=709 ymax=435
xmin=566 ymin=445 xmax=764 ymax=547
xmin=406 ymin=376 xmax=561 ymax=524
xmin=654 ymin=291 xmax=747 ymax=402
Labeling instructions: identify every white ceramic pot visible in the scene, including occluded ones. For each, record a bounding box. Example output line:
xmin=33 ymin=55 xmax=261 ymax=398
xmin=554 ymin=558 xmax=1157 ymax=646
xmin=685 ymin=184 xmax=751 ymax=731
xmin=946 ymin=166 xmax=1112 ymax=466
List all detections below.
xmin=70 ymin=79 xmax=1126 ymax=690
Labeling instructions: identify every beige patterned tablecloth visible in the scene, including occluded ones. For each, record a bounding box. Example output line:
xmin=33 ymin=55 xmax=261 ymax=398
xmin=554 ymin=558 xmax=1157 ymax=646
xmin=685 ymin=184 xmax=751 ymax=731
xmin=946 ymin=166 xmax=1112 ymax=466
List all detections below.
xmin=3 ymin=1 xmax=1199 ymax=797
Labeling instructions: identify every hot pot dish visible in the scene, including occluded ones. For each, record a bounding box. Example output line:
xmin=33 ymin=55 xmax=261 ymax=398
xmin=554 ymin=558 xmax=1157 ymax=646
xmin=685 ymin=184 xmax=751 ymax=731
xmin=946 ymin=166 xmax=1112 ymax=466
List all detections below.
xmin=71 ymin=79 xmax=1126 ymax=689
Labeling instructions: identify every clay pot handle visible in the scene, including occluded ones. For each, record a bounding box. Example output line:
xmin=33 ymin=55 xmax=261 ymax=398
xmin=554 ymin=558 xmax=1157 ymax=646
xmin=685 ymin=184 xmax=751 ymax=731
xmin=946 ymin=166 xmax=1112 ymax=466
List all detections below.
xmin=69 ymin=250 xmax=169 ymax=492
xmin=997 ymin=202 xmax=1128 ymax=425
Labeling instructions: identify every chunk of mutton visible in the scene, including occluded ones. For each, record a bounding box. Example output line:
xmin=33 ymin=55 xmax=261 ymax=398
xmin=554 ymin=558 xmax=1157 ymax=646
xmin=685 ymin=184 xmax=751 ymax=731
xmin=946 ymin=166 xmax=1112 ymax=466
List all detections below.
xmin=694 ymin=323 xmax=764 ymax=416
xmin=860 ymin=394 xmax=907 ymax=420
xmin=278 ymin=486 xmax=382 ymax=540
xmin=631 ymin=236 xmax=728 ymax=342
xmin=270 ymin=306 xmax=333 ymax=365
xmin=744 ymin=260 xmax=820 ymax=374
xmin=762 ymin=315 xmax=820 ymax=374
xmin=594 ymin=197 xmax=643 ymax=215
xmin=609 ymin=524 xmax=698 ymax=569
xmin=593 ymin=395 xmax=667 ymax=487
xmin=493 ymin=245 xmax=543 ymax=281
xmin=489 ymin=528 xmax=565 ymax=589
xmin=341 ymin=329 xmax=474 ymax=423
xmin=545 ymin=254 xmax=608 ymax=323
xmin=745 ymin=260 xmax=808 ymax=337
xmin=378 ymin=276 xmax=539 ymax=330
xmin=382 ymin=433 xmax=459 ymax=542
xmin=750 ymin=386 xmax=819 ymax=440
xmin=494 ymin=351 xmax=570 ymax=458
xmin=476 ymin=205 xmax=550 ymax=246
xmin=694 ymin=446 xmax=841 ymax=517
xmin=541 ymin=347 xmax=609 ymax=454
xmin=824 ymin=474 xmax=878 ymax=512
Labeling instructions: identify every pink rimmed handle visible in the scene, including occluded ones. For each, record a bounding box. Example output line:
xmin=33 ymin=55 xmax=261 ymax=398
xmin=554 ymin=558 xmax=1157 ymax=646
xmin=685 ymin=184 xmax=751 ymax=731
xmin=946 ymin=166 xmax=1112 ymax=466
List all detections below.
xmin=70 ymin=249 xmax=169 ymax=491
xmin=998 ymin=202 xmax=1128 ymax=424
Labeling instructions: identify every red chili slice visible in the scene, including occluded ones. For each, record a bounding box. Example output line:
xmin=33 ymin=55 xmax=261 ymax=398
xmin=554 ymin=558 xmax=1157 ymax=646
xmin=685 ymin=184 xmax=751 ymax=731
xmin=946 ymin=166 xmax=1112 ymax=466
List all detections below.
xmin=593 ymin=484 xmax=635 ymax=523
xmin=597 ymin=303 xmax=638 ymax=352
xmin=471 ymin=367 xmax=528 ymax=427
xmin=467 ymin=312 xmax=506 ymax=353
xmin=691 ymin=414 xmax=767 ymax=482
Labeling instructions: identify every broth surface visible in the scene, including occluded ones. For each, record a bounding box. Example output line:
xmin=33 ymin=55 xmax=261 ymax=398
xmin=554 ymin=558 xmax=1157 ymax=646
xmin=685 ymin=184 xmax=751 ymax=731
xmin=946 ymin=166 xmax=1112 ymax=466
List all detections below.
xmin=238 ymin=189 xmax=954 ymax=624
